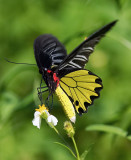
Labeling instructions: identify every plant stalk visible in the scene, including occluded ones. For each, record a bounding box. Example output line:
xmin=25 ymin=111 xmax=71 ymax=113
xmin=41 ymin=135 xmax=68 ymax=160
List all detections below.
xmin=71 ymin=136 xmax=80 ymax=160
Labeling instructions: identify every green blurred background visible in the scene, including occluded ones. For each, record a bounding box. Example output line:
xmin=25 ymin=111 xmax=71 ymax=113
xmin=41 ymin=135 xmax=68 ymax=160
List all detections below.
xmin=0 ymin=0 xmax=131 ymax=160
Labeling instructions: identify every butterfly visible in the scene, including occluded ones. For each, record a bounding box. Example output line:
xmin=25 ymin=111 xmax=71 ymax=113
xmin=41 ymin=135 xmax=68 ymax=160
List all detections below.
xmin=34 ymin=20 xmax=117 ymax=123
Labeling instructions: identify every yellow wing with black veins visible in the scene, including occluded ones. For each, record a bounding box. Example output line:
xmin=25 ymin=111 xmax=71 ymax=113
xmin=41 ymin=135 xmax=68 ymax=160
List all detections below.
xmin=59 ymin=70 xmax=103 ymax=115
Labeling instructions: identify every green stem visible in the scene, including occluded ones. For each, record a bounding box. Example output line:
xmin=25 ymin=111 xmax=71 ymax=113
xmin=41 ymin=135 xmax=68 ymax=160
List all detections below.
xmin=48 ymin=122 xmax=60 ymax=135
xmin=49 ymin=123 xmax=76 ymax=158
xmin=71 ymin=136 xmax=80 ymax=160
xmin=52 ymin=126 xmax=60 ymax=135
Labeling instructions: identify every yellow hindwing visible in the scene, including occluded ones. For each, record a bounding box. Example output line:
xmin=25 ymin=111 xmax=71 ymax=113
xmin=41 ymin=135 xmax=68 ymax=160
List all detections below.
xmin=59 ymin=70 xmax=102 ymax=115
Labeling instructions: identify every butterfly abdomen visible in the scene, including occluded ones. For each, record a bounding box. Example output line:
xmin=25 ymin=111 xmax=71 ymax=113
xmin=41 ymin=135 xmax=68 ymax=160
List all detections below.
xmin=55 ymin=86 xmax=76 ymax=123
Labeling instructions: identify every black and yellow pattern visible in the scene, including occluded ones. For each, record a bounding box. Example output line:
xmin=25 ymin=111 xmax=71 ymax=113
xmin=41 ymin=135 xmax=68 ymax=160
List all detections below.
xmin=34 ymin=21 xmax=116 ymax=120
xmin=59 ymin=70 xmax=103 ymax=115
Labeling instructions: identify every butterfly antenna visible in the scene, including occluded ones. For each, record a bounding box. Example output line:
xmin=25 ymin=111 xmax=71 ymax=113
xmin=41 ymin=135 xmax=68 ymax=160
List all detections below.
xmin=4 ymin=58 xmax=36 ymax=66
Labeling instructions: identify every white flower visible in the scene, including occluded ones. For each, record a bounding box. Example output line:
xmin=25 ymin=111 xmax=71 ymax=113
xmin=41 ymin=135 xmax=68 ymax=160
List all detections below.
xmin=47 ymin=115 xmax=58 ymax=127
xmin=32 ymin=104 xmax=58 ymax=129
xmin=32 ymin=111 xmax=41 ymax=129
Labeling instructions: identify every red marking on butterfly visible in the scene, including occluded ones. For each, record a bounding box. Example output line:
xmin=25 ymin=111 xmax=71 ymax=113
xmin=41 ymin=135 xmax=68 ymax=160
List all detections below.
xmin=53 ymin=73 xmax=59 ymax=87
xmin=47 ymin=70 xmax=52 ymax=73
xmin=47 ymin=69 xmax=59 ymax=87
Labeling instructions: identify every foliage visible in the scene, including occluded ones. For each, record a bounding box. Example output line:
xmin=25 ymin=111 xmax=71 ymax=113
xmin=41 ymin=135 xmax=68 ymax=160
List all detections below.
xmin=0 ymin=0 xmax=131 ymax=160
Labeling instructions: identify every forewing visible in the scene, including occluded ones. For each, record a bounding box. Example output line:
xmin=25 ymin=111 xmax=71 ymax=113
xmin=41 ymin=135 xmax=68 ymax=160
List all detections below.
xmin=57 ymin=20 xmax=117 ymax=77
xmin=34 ymin=34 xmax=67 ymax=72
xmin=59 ymin=70 xmax=103 ymax=115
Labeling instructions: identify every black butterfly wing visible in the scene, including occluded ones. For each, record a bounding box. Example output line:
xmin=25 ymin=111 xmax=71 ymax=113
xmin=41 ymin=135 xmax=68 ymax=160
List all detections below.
xmin=34 ymin=34 xmax=67 ymax=73
xmin=56 ymin=20 xmax=117 ymax=78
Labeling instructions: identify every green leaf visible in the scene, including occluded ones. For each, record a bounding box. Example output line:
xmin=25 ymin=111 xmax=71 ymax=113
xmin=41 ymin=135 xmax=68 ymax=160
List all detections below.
xmin=54 ymin=142 xmax=76 ymax=158
xmin=86 ymin=124 xmax=131 ymax=141
xmin=80 ymin=143 xmax=94 ymax=160
xmin=80 ymin=150 xmax=88 ymax=160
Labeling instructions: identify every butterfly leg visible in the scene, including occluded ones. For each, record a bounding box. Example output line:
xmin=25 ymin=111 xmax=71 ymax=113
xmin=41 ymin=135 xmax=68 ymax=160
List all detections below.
xmin=45 ymin=91 xmax=50 ymax=107
xmin=45 ymin=90 xmax=53 ymax=108
xmin=46 ymin=92 xmax=54 ymax=109
xmin=37 ymin=86 xmax=48 ymax=93
xmin=37 ymin=78 xmax=48 ymax=105
xmin=37 ymin=78 xmax=48 ymax=92
xmin=51 ymin=93 xmax=53 ymax=109
xmin=38 ymin=89 xmax=48 ymax=105
xmin=38 ymin=78 xmax=43 ymax=105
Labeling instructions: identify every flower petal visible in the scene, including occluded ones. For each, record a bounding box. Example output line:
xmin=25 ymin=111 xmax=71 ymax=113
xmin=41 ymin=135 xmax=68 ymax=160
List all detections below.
xmin=47 ymin=115 xmax=58 ymax=127
xmin=32 ymin=111 xmax=41 ymax=129
xmin=34 ymin=111 xmax=41 ymax=117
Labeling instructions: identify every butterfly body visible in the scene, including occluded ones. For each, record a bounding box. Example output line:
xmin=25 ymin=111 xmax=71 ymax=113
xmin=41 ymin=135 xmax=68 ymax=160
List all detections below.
xmin=34 ymin=34 xmax=66 ymax=92
xmin=34 ymin=20 xmax=117 ymax=122
xmin=41 ymin=69 xmax=59 ymax=93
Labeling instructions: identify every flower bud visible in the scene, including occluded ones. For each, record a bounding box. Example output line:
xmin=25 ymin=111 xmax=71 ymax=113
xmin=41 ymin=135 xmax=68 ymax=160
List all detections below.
xmin=64 ymin=121 xmax=75 ymax=138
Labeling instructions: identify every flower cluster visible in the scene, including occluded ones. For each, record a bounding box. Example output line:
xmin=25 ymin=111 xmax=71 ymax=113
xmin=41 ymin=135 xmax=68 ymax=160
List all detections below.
xmin=32 ymin=104 xmax=58 ymax=129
